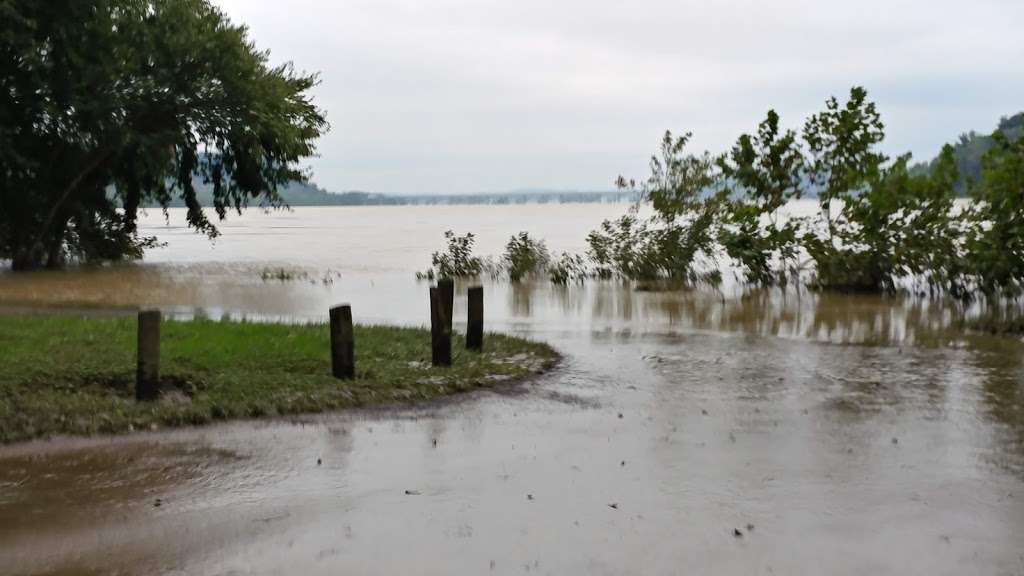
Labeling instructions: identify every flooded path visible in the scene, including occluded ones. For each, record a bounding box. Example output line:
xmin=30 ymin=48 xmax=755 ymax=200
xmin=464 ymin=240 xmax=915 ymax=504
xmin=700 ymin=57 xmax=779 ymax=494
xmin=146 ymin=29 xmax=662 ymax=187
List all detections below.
xmin=2 ymin=204 xmax=1023 ymax=575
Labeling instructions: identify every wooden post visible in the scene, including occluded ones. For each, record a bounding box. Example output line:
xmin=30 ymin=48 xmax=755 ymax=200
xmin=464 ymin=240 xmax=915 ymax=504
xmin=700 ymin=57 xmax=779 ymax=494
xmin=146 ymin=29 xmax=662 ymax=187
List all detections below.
xmin=466 ymin=286 xmax=483 ymax=351
xmin=330 ymin=304 xmax=355 ymax=379
xmin=136 ymin=310 xmax=161 ymax=401
xmin=430 ymin=287 xmax=451 ymax=366
xmin=437 ymin=278 xmax=454 ymax=333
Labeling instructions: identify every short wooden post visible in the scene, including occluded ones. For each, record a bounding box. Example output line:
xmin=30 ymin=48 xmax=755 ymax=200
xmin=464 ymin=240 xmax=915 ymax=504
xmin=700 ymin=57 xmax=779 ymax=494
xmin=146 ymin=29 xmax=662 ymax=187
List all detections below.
xmin=437 ymin=278 xmax=454 ymax=333
xmin=430 ymin=287 xmax=451 ymax=366
xmin=136 ymin=310 xmax=161 ymax=401
xmin=466 ymin=286 xmax=483 ymax=351
xmin=330 ymin=304 xmax=355 ymax=379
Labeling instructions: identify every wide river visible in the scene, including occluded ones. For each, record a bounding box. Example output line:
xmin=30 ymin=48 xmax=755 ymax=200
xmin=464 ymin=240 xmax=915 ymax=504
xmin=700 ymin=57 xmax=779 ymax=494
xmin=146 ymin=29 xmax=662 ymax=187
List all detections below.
xmin=1 ymin=202 xmax=1023 ymax=575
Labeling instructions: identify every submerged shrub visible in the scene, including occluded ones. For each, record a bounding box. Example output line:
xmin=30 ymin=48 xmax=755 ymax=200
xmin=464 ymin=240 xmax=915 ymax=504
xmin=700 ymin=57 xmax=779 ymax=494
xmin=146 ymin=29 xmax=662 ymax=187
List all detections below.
xmin=417 ymin=230 xmax=484 ymax=279
xmin=548 ymin=252 xmax=589 ymax=285
xmin=503 ymin=232 xmax=550 ymax=282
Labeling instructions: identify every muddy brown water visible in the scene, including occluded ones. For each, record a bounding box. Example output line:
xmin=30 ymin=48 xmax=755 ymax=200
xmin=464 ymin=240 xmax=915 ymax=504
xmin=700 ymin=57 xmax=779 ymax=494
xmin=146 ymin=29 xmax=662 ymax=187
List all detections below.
xmin=1 ymin=203 xmax=1023 ymax=575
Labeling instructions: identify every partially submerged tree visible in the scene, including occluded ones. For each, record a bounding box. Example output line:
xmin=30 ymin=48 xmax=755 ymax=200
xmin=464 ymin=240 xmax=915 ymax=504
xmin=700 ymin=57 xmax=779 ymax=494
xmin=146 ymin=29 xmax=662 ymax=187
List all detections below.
xmin=801 ymin=88 xmax=964 ymax=292
xmin=588 ymin=87 xmax=988 ymax=295
xmin=964 ymin=130 xmax=1024 ymax=297
xmin=503 ymin=232 xmax=550 ymax=282
xmin=0 ymin=0 xmax=328 ymax=270
xmin=717 ymin=110 xmax=805 ymax=285
xmin=588 ymin=131 xmax=723 ymax=282
xmin=802 ymin=86 xmax=887 ymax=242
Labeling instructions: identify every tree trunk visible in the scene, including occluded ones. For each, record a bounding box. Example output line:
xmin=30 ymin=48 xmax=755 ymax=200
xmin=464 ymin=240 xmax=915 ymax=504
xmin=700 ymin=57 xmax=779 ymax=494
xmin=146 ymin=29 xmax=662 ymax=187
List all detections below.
xmin=45 ymin=218 xmax=68 ymax=269
xmin=11 ymin=244 xmax=44 ymax=271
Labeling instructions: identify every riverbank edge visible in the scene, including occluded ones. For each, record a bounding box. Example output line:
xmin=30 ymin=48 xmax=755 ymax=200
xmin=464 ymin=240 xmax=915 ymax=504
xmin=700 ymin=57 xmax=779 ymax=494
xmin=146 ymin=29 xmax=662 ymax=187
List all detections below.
xmin=0 ymin=315 xmax=561 ymax=444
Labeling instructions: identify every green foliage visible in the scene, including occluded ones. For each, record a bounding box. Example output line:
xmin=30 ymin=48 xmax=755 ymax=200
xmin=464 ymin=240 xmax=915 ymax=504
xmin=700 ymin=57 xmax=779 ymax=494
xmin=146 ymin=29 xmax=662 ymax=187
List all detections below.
xmin=548 ymin=252 xmax=589 ymax=285
xmin=800 ymin=90 xmax=967 ymax=293
xmin=589 ymin=87 xmax=1000 ymax=296
xmin=0 ymin=315 xmax=558 ymax=443
xmin=718 ymin=110 xmax=805 ymax=284
xmin=588 ymin=132 xmax=723 ymax=282
xmin=963 ymin=130 xmax=1024 ymax=297
xmin=912 ymin=112 xmax=1024 ymax=194
xmin=418 ymin=230 xmax=485 ymax=279
xmin=803 ymin=86 xmax=887 ymax=240
xmin=0 ymin=0 xmax=327 ymax=270
xmin=503 ymin=232 xmax=550 ymax=282
xmin=805 ymin=148 xmax=962 ymax=292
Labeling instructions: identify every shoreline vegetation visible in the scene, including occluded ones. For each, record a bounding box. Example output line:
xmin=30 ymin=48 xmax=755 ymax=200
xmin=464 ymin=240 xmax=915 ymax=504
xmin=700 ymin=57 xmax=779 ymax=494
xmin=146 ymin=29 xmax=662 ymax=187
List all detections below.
xmin=0 ymin=315 xmax=559 ymax=444
xmin=417 ymin=90 xmax=1024 ymax=302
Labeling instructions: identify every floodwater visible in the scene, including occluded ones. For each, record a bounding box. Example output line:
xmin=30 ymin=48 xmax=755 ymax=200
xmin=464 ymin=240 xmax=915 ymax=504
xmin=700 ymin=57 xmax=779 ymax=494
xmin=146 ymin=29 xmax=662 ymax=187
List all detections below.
xmin=1 ymin=203 xmax=1023 ymax=575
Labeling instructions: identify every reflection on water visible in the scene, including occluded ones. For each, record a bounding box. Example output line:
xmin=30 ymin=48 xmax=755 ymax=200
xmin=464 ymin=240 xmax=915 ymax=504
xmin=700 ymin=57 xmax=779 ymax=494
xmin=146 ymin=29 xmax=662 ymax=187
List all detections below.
xmin=0 ymin=262 xmax=982 ymax=346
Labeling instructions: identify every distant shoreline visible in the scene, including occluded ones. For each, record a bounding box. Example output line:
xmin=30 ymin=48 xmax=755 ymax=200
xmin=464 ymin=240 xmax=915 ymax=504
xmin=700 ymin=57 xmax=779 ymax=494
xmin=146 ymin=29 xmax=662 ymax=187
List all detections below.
xmin=146 ymin=187 xmax=642 ymax=209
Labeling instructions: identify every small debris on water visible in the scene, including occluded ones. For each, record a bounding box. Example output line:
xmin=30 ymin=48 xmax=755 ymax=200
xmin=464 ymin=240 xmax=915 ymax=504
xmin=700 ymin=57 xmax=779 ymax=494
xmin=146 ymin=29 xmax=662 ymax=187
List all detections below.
xmin=317 ymin=458 xmax=322 ymax=466
xmin=404 ymin=490 xmax=421 ymax=496
xmin=892 ymin=437 xmax=899 ymax=445
xmin=527 ymin=494 xmax=534 ymax=501
xmin=153 ymin=498 xmax=162 ymax=508
xmin=618 ymin=413 xmax=623 ymax=419
xmin=701 ymin=409 xmax=708 ymax=416
xmin=729 ymin=432 xmax=737 ymax=443
xmin=746 ymin=523 xmax=755 ymax=532
xmin=608 ymin=503 xmax=619 ymax=510
xmin=620 ymin=460 xmax=626 ymax=467
xmin=733 ymin=528 xmax=743 ymax=538
xmin=432 ymin=438 xmax=438 ymax=447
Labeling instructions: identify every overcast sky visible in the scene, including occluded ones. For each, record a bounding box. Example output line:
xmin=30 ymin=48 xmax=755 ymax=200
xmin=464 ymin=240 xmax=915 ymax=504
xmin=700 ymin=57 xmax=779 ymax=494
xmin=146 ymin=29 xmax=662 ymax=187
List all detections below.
xmin=216 ymin=0 xmax=1024 ymax=195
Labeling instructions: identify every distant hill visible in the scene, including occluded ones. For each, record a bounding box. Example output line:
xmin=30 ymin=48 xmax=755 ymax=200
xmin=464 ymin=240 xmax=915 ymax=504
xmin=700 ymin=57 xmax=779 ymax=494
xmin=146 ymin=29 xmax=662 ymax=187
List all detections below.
xmin=912 ymin=112 xmax=1024 ymax=194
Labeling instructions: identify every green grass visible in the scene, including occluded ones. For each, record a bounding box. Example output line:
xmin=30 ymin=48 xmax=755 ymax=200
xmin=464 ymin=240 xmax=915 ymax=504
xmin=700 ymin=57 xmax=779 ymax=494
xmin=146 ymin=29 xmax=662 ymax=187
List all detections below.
xmin=0 ymin=315 xmax=558 ymax=443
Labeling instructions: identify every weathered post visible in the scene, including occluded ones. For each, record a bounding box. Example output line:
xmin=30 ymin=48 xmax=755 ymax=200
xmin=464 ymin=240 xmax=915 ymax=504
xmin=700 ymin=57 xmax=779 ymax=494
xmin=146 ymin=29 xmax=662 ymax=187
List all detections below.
xmin=430 ymin=287 xmax=452 ymax=366
xmin=330 ymin=304 xmax=355 ymax=379
xmin=136 ymin=309 xmax=161 ymax=401
xmin=466 ymin=286 xmax=483 ymax=351
xmin=437 ymin=278 xmax=455 ymax=333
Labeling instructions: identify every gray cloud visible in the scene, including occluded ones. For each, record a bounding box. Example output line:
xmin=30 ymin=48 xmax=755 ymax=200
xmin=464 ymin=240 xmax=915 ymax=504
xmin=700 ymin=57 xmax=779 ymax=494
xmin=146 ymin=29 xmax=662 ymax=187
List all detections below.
xmin=217 ymin=0 xmax=1024 ymax=194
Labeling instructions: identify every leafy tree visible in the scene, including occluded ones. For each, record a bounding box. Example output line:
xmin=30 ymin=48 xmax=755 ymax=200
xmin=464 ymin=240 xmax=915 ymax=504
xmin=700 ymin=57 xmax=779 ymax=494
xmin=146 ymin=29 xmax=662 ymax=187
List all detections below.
xmin=802 ymin=86 xmax=887 ymax=241
xmin=805 ymin=147 xmax=962 ymax=292
xmin=0 ymin=0 xmax=327 ymax=270
xmin=717 ymin=110 xmax=804 ymax=284
xmin=964 ymin=130 xmax=1024 ymax=297
xmin=799 ymin=88 xmax=966 ymax=292
xmin=588 ymin=131 xmax=723 ymax=282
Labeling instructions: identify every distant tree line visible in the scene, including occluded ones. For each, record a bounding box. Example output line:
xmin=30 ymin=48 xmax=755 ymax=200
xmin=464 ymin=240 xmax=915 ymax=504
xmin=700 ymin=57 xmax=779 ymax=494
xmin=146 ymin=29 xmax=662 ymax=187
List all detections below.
xmin=423 ymin=88 xmax=1024 ymax=299
xmin=149 ymin=180 xmax=641 ymax=208
xmin=912 ymin=113 xmax=1024 ymax=195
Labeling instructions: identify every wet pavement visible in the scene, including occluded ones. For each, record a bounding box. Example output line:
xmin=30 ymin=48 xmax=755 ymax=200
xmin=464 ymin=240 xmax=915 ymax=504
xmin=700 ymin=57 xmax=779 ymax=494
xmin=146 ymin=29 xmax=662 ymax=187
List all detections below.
xmin=1 ymin=204 xmax=1023 ymax=575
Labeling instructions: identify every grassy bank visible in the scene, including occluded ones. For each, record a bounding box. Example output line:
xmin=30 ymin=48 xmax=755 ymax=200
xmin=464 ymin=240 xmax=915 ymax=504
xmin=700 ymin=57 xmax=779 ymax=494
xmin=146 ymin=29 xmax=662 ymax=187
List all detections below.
xmin=0 ymin=315 xmax=558 ymax=443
